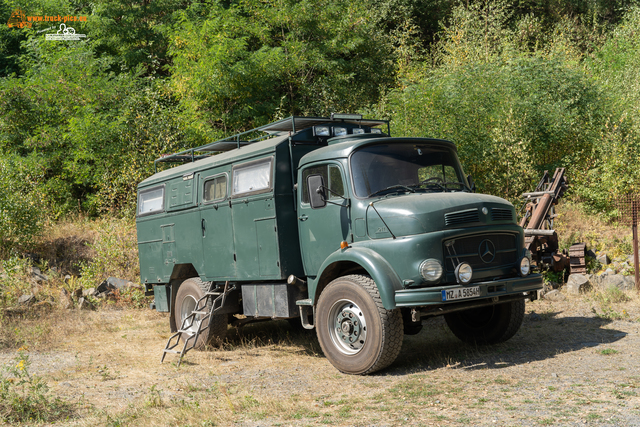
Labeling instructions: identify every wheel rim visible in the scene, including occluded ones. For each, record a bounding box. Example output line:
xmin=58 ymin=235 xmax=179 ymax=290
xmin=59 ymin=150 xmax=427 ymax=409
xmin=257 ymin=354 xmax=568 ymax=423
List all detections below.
xmin=327 ymin=299 xmax=367 ymax=355
xmin=180 ymin=295 xmax=201 ymax=333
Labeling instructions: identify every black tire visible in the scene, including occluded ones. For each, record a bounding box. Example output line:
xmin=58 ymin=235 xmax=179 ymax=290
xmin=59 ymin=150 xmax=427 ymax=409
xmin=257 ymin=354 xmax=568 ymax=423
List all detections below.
xmin=316 ymin=274 xmax=403 ymax=375
xmin=444 ymin=299 xmax=525 ymax=345
xmin=174 ymin=278 xmax=227 ymax=349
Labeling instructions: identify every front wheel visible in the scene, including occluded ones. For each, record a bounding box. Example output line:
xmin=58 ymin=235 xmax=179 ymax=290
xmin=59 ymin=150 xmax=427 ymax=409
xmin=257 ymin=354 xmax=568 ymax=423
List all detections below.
xmin=174 ymin=278 xmax=227 ymax=348
xmin=444 ymin=299 xmax=525 ymax=345
xmin=316 ymin=275 xmax=403 ymax=375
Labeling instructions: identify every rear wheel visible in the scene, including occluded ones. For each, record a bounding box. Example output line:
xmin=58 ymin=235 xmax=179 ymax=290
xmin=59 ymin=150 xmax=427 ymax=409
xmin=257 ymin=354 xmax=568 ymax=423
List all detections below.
xmin=316 ymin=274 xmax=403 ymax=375
xmin=174 ymin=278 xmax=227 ymax=348
xmin=444 ymin=299 xmax=525 ymax=345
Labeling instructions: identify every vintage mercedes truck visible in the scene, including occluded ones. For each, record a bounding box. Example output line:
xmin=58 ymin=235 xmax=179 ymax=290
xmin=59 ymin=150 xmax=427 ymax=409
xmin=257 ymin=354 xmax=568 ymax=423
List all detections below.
xmin=136 ymin=114 xmax=543 ymax=374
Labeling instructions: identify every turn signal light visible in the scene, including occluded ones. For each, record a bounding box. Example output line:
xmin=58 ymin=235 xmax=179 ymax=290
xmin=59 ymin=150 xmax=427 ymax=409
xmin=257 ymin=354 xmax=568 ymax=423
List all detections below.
xmin=340 ymin=241 xmax=349 ymax=249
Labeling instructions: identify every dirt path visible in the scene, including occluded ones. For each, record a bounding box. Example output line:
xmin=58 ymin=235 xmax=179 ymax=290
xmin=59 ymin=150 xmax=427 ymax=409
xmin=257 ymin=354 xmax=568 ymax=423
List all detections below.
xmin=1 ymin=294 xmax=640 ymax=426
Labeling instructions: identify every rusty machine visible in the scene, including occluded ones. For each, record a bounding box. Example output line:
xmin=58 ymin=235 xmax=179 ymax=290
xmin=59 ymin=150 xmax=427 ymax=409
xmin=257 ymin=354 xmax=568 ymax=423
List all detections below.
xmin=519 ymin=168 xmax=586 ymax=273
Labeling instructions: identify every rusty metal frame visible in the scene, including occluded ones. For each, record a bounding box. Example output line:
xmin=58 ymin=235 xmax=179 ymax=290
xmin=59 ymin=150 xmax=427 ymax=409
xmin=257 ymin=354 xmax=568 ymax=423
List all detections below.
xmin=616 ymin=194 xmax=640 ymax=291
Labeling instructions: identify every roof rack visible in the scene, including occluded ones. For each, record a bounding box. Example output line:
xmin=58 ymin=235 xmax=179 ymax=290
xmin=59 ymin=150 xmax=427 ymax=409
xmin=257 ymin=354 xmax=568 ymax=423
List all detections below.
xmin=153 ymin=115 xmax=389 ymax=171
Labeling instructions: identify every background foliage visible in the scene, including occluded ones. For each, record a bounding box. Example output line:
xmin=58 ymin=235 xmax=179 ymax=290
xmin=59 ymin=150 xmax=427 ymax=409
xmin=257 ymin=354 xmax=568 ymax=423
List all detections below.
xmin=1 ymin=0 xmax=640 ymax=250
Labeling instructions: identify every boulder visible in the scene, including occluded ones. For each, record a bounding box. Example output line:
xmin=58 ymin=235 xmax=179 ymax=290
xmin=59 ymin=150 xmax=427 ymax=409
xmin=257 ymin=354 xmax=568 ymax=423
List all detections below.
xmin=82 ymin=287 xmax=98 ymax=297
xmin=107 ymin=277 xmax=129 ymax=289
xmin=587 ymin=249 xmax=597 ymax=259
xmin=59 ymin=288 xmax=73 ymax=309
xmin=597 ymin=254 xmax=610 ymax=265
xmin=544 ymin=289 xmax=566 ymax=301
xmin=18 ymin=294 xmax=36 ymax=306
xmin=30 ymin=267 xmax=48 ymax=283
xmin=566 ymin=274 xmax=591 ymax=294
xmin=76 ymin=297 xmax=94 ymax=310
xmin=598 ymin=274 xmax=635 ymax=291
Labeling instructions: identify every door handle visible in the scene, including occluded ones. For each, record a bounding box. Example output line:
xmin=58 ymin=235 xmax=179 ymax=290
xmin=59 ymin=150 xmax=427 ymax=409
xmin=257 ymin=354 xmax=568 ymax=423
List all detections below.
xmin=298 ymin=214 xmax=308 ymax=221
xmin=201 ymin=218 xmax=206 ymax=236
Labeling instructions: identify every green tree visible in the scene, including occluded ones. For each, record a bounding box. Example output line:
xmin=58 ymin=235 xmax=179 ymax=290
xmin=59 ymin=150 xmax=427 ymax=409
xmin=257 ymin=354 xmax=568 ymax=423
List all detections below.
xmin=169 ymin=0 xmax=396 ymax=141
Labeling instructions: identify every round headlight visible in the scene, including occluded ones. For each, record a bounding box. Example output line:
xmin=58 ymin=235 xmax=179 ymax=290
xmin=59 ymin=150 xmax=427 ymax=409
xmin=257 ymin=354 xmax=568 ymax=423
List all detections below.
xmin=519 ymin=257 xmax=530 ymax=276
xmin=419 ymin=259 xmax=443 ymax=282
xmin=455 ymin=262 xmax=473 ymax=284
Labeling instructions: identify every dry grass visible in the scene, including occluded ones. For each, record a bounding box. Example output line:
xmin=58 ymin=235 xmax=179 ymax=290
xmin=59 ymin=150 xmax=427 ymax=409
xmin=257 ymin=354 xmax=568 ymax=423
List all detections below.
xmin=1 ymin=287 xmax=640 ymax=426
xmin=554 ymin=201 xmax=633 ymax=257
xmin=31 ymin=215 xmax=100 ymax=276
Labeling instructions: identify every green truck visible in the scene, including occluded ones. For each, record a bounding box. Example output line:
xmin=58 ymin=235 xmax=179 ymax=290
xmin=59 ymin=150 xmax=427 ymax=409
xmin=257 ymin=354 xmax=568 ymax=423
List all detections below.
xmin=136 ymin=114 xmax=542 ymax=374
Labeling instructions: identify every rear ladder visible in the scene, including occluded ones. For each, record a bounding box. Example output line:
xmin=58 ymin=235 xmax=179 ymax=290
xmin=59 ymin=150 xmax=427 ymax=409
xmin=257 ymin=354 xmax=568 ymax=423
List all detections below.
xmin=161 ymin=281 xmax=233 ymax=366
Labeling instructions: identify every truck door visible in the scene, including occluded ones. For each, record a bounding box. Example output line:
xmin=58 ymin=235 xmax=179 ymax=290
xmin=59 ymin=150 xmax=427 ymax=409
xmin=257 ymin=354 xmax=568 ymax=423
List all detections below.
xmin=199 ymin=171 xmax=236 ymax=278
xmin=297 ymin=163 xmax=349 ymax=276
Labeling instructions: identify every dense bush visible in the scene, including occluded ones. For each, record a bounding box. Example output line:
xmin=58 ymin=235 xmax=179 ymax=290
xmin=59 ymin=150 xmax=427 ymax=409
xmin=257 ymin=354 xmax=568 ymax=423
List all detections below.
xmin=1 ymin=0 xmax=640 ymax=239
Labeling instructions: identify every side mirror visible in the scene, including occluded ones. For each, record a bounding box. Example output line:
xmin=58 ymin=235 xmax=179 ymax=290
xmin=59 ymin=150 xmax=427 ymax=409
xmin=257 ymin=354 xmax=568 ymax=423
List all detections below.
xmin=307 ymin=174 xmax=327 ymax=209
xmin=467 ymin=175 xmax=476 ymax=192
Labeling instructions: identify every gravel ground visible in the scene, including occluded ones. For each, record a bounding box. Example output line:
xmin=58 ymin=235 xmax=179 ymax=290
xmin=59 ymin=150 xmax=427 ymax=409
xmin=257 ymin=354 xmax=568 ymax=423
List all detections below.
xmin=1 ymin=292 xmax=640 ymax=426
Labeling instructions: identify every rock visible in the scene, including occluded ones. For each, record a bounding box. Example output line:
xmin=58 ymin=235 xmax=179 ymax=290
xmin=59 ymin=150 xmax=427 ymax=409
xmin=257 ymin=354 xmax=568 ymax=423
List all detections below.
xmin=544 ymin=289 xmax=566 ymax=301
xmin=629 ymin=254 xmax=636 ymax=265
xmin=18 ymin=294 xmax=36 ymax=306
xmin=599 ymin=274 xmax=635 ymax=291
xmin=528 ymin=312 xmax=542 ymax=321
xmin=30 ymin=267 xmax=48 ymax=283
xmin=97 ymin=280 xmax=117 ymax=294
xmin=77 ymin=297 xmax=94 ymax=310
xmin=83 ymin=287 xmax=98 ymax=297
xmin=604 ymin=268 xmax=615 ymax=276
xmin=73 ymin=288 xmax=83 ymax=300
xmin=566 ymin=274 xmax=591 ymax=294
xmin=107 ymin=277 xmax=129 ymax=289
xmin=587 ymin=249 xmax=597 ymax=259
xmin=597 ymin=254 xmax=610 ymax=265
xmin=59 ymin=288 xmax=73 ymax=309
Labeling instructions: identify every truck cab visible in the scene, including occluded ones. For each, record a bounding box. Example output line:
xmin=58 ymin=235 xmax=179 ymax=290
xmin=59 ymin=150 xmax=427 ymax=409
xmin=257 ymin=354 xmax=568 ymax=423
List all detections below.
xmin=137 ymin=115 xmax=542 ymax=374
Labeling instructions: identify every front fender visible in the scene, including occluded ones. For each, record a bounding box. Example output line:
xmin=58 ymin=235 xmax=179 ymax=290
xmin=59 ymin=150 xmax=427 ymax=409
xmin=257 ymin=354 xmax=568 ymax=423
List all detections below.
xmin=311 ymin=246 xmax=403 ymax=310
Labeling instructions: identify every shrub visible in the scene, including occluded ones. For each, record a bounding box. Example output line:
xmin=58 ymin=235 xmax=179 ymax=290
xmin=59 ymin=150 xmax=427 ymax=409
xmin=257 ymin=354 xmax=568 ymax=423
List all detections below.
xmin=0 ymin=351 xmax=74 ymax=423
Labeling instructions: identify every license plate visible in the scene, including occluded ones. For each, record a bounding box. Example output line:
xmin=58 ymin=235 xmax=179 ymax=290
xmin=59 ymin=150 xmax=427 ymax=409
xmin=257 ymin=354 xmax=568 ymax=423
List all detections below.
xmin=441 ymin=286 xmax=481 ymax=302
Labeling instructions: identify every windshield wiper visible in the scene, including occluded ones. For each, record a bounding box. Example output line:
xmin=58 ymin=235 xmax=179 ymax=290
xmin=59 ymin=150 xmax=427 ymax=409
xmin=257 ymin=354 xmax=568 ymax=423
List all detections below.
xmin=368 ymin=185 xmax=416 ymax=198
xmin=412 ymin=180 xmax=468 ymax=192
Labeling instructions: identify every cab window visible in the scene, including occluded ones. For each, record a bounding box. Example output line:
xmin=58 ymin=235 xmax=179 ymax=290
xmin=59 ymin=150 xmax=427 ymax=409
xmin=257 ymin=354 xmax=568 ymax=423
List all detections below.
xmin=302 ymin=164 xmax=345 ymax=204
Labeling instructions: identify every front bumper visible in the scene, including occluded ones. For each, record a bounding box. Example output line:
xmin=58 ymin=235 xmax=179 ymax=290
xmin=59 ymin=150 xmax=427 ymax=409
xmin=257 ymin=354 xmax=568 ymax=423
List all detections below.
xmin=394 ymin=274 xmax=543 ymax=307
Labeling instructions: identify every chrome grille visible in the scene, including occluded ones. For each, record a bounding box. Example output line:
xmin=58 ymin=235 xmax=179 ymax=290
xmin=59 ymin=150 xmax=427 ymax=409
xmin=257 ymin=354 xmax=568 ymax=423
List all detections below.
xmin=444 ymin=208 xmax=479 ymax=226
xmin=491 ymin=208 xmax=513 ymax=222
xmin=444 ymin=234 xmax=518 ymax=272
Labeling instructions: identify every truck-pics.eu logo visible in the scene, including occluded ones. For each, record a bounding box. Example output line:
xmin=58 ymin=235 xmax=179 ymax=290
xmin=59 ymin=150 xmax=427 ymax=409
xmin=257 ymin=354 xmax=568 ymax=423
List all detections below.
xmin=7 ymin=8 xmax=87 ymax=38
xmin=7 ymin=9 xmax=30 ymax=28
xmin=45 ymin=23 xmax=86 ymax=40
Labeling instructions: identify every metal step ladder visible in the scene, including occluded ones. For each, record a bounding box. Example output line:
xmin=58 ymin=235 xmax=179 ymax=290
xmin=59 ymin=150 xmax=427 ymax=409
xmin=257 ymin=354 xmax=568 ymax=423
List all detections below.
xmin=161 ymin=281 xmax=232 ymax=366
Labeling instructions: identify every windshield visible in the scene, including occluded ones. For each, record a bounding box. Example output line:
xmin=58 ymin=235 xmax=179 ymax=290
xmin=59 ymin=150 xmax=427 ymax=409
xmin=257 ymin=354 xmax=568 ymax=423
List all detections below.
xmin=350 ymin=142 xmax=468 ymax=198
